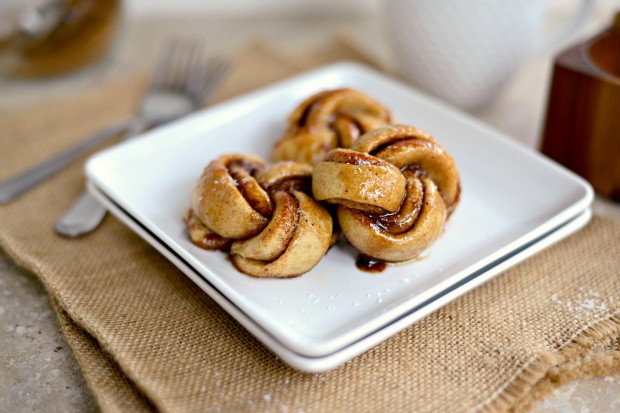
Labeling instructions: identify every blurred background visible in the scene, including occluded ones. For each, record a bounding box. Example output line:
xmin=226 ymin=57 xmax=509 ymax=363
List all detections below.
xmin=2 ymin=0 xmax=619 ymax=151
xmin=125 ymin=0 xmax=379 ymax=17
xmin=1 ymin=1 xmax=620 ymax=412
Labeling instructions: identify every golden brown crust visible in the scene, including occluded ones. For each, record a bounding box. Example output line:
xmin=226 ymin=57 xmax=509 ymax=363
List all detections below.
xmin=353 ymin=125 xmax=461 ymax=214
xmin=231 ymin=191 xmax=333 ymax=278
xmin=188 ymin=97 xmax=460 ymax=274
xmin=271 ymin=89 xmax=392 ymax=164
xmin=312 ymin=125 xmax=460 ymax=263
xmin=230 ymin=191 xmax=298 ymax=261
xmin=191 ymin=154 xmax=270 ymax=239
xmin=337 ymin=173 xmax=446 ymax=262
xmin=255 ymin=161 xmax=313 ymax=195
xmin=312 ymin=149 xmax=406 ymax=214
xmin=189 ymin=155 xmax=333 ymax=278
xmin=184 ymin=209 xmax=232 ymax=251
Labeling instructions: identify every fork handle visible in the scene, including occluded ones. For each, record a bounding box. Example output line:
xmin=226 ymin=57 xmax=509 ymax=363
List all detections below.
xmin=55 ymin=191 xmax=107 ymax=238
xmin=0 ymin=118 xmax=135 ymax=205
xmin=54 ymin=118 xmax=151 ymax=238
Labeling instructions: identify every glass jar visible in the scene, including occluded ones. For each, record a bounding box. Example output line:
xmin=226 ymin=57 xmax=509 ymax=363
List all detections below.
xmin=0 ymin=0 xmax=122 ymax=78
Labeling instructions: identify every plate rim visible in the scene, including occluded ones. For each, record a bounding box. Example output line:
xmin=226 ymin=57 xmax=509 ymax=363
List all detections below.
xmin=87 ymin=181 xmax=592 ymax=372
xmin=85 ymin=60 xmax=595 ymax=357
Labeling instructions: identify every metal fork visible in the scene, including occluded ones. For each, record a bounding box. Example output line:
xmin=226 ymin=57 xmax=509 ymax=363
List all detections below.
xmin=51 ymin=41 xmax=231 ymax=237
xmin=0 ymin=41 xmax=231 ymax=206
xmin=0 ymin=41 xmax=230 ymax=205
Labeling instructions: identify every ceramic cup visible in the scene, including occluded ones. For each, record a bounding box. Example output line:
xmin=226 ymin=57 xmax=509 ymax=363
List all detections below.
xmin=383 ymin=0 xmax=593 ymax=111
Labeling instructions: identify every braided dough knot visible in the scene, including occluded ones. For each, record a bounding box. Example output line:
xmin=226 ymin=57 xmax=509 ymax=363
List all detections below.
xmin=312 ymin=125 xmax=461 ymax=262
xmin=188 ymin=155 xmax=333 ymax=278
xmin=271 ymin=88 xmax=392 ymax=164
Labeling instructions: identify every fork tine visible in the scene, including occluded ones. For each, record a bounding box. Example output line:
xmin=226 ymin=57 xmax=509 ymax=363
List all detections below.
xmin=155 ymin=40 xmax=185 ymax=91
xmin=163 ymin=39 xmax=186 ymax=90
xmin=149 ymin=39 xmax=231 ymax=108
xmin=192 ymin=57 xmax=233 ymax=105
xmin=149 ymin=40 xmax=176 ymax=92
xmin=177 ymin=42 xmax=196 ymax=87
xmin=184 ymin=54 xmax=226 ymax=104
xmin=184 ymin=43 xmax=206 ymax=94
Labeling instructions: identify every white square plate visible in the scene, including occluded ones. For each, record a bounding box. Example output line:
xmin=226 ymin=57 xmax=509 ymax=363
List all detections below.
xmin=86 ymin=62 xmax=593 ymax=360
xmin=88 ymin=182 xmax=592 ymax=372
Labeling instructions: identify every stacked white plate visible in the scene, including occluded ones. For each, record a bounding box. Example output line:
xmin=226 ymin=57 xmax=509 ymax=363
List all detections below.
xmin=85 ymin=62 xmax=593 ymax=372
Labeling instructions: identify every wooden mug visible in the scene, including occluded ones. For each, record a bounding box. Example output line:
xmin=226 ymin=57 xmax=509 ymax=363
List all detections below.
xmin=541 ymin=12 xmax=620 ymax=201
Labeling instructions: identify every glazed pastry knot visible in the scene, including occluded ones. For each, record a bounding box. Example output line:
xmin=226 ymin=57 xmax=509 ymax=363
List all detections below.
xmin=312 ymin=125 xmax=460 ymax=262
xmin=187 ymin=154 xmax=333 ymax=278
xmin=271 ymin=88 xmax=392 ymax=164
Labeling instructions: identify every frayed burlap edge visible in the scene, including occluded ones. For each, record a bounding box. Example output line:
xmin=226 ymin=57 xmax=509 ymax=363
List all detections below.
xmin=3 ymin=40 xmax=619 ymax=412
xmin=473 ymin=314 xmax=620 ymax=413
xmin=4 ymin=219 xmax=620 ymax=413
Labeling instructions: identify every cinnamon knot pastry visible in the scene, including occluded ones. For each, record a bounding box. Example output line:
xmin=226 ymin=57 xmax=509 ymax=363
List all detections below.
xmin=271 ymin=88 xmax=392 ymax=165
xmin=312 ymin=125 xmax=460 ymax=262
xmin=187 ymin=154 xmax=333 ymax=278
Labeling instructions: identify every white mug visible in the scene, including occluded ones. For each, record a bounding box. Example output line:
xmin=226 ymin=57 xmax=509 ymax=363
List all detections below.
xmin=383 ymin=0 xmax=593 ymax=111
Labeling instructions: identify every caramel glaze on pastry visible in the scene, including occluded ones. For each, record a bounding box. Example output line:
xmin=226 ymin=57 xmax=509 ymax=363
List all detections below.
xmin=271 ymin=88 xmax=392 ymax=165
xmin=186 ymin=154 xmax=333 ymax=278
xmin=312 ymin=125 xmax=461 ymax=263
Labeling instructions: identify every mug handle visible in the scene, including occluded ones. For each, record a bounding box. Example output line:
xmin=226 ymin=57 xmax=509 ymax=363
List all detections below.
xmin=535 ymin=0 xmax=595 ymax=53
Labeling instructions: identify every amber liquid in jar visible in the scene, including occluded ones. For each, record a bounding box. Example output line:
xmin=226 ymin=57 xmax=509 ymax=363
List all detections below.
xmin=0 ymin=0 xmax=121 ymax=78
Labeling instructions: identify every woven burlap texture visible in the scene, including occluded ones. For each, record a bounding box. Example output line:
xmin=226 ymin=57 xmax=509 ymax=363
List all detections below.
xmin=1 ymin=43 xmax=619 ymax=413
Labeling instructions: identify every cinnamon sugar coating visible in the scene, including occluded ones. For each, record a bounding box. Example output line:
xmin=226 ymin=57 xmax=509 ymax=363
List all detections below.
xmin=313 ymin=125 xmax=460 ymax=262
xmin=271 ymin=89 xmax=392 ymax=164
xmin=188 ymin=154 xmax=332 ymax=278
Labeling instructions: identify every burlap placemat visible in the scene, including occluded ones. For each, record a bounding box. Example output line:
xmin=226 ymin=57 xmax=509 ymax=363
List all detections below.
xmin=1 ymin=42 xmax=619 ymax=413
